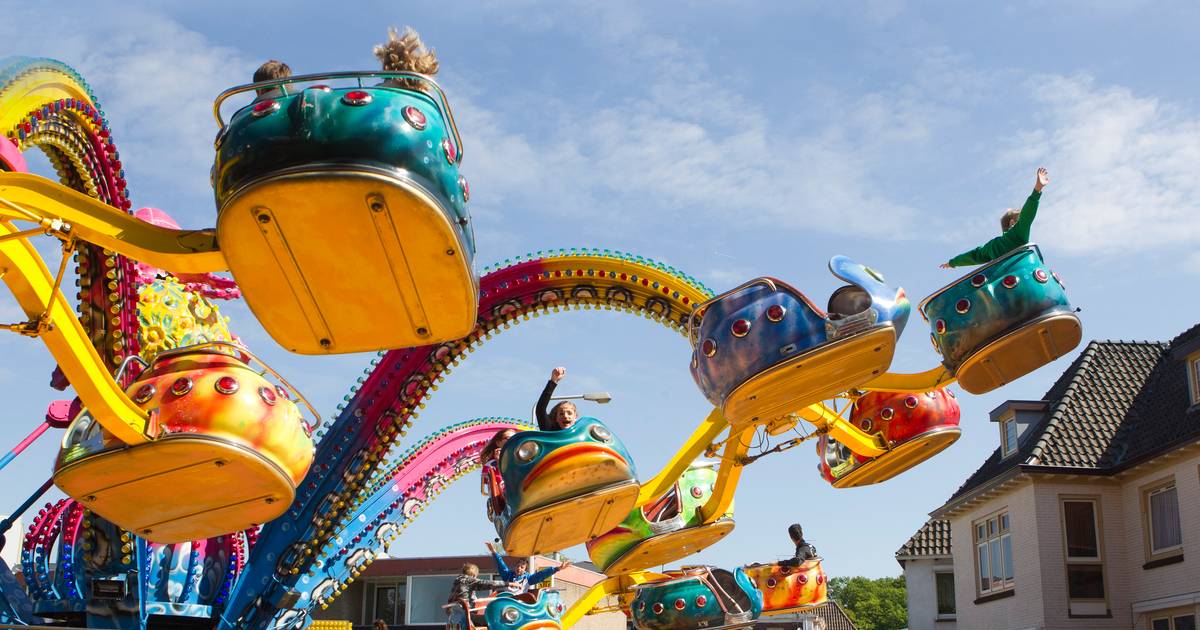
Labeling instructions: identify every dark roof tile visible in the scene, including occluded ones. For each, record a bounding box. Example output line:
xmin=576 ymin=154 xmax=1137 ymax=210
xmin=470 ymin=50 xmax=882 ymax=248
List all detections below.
xmin=895 ymin=519 xmax=951 ymax=559
xmin=943 ymin=332 xmax=1192 ymax=506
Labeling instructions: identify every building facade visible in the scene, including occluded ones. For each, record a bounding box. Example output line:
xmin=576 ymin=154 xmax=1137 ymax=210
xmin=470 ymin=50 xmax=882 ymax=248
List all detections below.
xmin=895 ymin=519 xmax=955 ymax=630
xmin=899 ymin=323 xmax=1200 ymax=630
xmin=311 ymin=554 xmax=624 ymax=630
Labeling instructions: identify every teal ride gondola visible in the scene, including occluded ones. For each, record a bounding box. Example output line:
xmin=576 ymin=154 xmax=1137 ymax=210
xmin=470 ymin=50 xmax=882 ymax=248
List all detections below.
xmin=210 ymin=71 xmax=478 ymax=354
xmin=920 ymin=244 xmax=1081 ymax=394
xmin=630 ymin=566 xmax=762 ymax=630
xmin=483 ymin=589 xmax=564 ymax=630
xmin=487 ymin=418 xmax=639 ymax=556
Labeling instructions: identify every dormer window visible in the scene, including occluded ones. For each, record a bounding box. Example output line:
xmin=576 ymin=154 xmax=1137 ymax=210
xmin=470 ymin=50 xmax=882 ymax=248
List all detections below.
xmin=990 ymin=400 xmax=1047 ymax=460
xmin=1001 ymin=417 xmax=1019 ymax=458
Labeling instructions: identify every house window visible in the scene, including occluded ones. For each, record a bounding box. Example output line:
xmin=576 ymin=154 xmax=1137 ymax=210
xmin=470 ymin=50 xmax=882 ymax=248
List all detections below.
xmin=1000 ymin=418 xmax=1019 ymax=457
xmin=935 ymin=571 xmax=955 ymax=617
xmin=1062 ymin=499 xmax=1107 ymax=615
xmin=1151 ymin=614 xmax=1196 ymax=630
xmin=974 ymin=511 xmax=1013 ymax=595
xmin=373 ymin=583 xmax=406 ymax=626
xmin=1145 ymin=482 xmax=1183 ymax=557
xmin=1189 ymin=355 xmax=1200 ymax=405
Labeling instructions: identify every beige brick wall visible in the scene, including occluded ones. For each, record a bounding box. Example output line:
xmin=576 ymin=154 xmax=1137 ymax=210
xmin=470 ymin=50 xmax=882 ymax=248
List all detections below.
xmin=1116 ymin=451 xmax=1200 ymax=627
xmin=552 ymin=579 xmax=627 ymax=630
xmin=1029 ymin=479 xmax=1129 ymax=629
xmin=943 ymin=449 xmax=1200 ymax=630
xmin=950 ymin=481 xmax=1045 ymax=630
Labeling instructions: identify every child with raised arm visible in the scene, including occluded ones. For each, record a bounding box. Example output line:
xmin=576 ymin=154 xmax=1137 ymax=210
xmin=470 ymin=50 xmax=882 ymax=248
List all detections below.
xmin=940 ymin=168 xmax=1049 ymax=269
xmin=446 ymin=563 xmax=512 ymax=630
xmin=534 ymin=367 xmax=578 ymax=431
xmin=485 ymin=542 xmax=571 ymax=594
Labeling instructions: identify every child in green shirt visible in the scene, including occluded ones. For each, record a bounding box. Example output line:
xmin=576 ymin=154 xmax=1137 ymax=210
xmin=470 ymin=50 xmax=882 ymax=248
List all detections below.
xmin=940 ymin=168 xmax=1049 ymax=269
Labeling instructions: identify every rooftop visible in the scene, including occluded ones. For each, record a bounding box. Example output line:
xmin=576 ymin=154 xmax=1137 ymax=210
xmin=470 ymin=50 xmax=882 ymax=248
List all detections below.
xmin=894 ymin=519 xmax=951 ymax=561
xmin=938 ymin=322 xmax=1200 ymax=514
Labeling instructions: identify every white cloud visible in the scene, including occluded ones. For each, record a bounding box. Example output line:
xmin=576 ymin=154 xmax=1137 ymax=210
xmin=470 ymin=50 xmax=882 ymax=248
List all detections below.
xmin=1004 ymin=74 xmax=1200 ymax=256
xmin=450 ymin=4 xmax=930 ymax=239
xmin=0 ymin=7 xmax=255 ymax=226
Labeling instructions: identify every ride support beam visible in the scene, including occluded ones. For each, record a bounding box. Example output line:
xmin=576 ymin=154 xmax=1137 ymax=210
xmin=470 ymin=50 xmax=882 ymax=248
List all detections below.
xmin=0 ymin=219 xmax=149 ymax=444
xmin=634 ymin=408 xmax=728 ymax=508
xmin=0 ymin=173 xmax=226 ymax=274
xmin=560 ymin=571 xmax=669 ymax=629
xmin=796 ymin=404 xmax=887 ymax=458
xmin=699 ymin=425 xmax=755 ymax=522
xmin=863 ymin=366 xmax=956 ymax=393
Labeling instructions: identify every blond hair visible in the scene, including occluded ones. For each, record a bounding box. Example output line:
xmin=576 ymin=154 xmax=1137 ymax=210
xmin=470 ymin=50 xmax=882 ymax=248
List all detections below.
xmin=374 ymin=26 xmax=439 ymax=93
xmin=461 ymin=562 xmax=479 ymax=575
xmin=1001 ymin=208 xmax=1021 ymax=232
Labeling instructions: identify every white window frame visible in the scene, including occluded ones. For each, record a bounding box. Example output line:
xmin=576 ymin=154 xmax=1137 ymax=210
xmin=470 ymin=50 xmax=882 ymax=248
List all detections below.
xmin=973 ymin=510 xmax=1014 ymax=596
xmin=1060 ymin=497 xmax=1107 ymax=615
xmin=934 ymin=570 xmax=956 ymax=619
xmin=362 ymin=578 xmax=407 ymax=626
xmin=1149 ymin=612 xmax=1197 ymax=630
xmin=1146 ymin=484 xmax=1183 ymax=556
xmin=1188 ymin=355 xmax=1200 ymax=405
xmin=404 ymin=573 xmax=497 ymax=626
xmin=1000 ymin=417 xmax=1019 ymax=458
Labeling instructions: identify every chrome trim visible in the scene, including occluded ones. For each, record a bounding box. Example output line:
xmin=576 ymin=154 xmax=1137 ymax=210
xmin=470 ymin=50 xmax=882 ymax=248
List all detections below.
xmin=647 ymin=514 xmax=686 ymax=535
xmin=212 ymin=70 xmax=463 ymax=163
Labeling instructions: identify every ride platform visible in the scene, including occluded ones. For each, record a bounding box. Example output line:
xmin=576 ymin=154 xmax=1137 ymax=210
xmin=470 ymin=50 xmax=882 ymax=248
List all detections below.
xmin=603 ymin=519 xmax=736 ymax=576
xmin=218 ymin=167 xmax=477 ymax=354
xmin=723 ymin=326 xmax=896 ymax=425
xmin=955 ymin=313 xmax=1082 ymax=394
xmin=829 ymin=425 xmax=961 ymax=488
xmin=54 ymin=435 xmax=294 ymax=542
xmin=502 ymin=480 xmax=639 ymax=556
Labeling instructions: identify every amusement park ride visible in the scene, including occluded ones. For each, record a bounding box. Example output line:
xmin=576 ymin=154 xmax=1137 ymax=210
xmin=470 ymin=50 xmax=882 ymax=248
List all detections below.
xmin=0 ymin=56 xmax=1082 ymax=629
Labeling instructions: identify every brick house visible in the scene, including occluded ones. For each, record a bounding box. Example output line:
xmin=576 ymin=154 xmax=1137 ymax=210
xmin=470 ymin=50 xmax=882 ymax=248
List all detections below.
xmin=899 ymin=323 xmax=1200 ymax=630
xmin=311 ymin=554 xmax=624 ymax=630
xmin=895 ymin=519 xmax=955 ymax=630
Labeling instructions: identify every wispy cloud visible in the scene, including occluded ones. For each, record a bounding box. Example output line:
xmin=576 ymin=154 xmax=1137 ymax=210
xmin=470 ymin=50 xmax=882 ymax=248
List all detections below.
xmin=1001 ymin=74 xmax=1200 ymax=256
xmin=452 ymin=4 xmax=930 ymax=239
xmin=0 ymin=7 xmax=254 ymax=225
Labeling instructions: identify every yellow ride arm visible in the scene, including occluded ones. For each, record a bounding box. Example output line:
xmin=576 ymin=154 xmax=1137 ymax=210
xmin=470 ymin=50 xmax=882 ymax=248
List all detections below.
xmin=699 ymin=424 xmax=755 ymax=522
xmin=0 ymin=173 xmax=226 ymax=274
xmin=635 ymin=408 xmax=729 ymax=508
xmin=796 ymin=403 xmax=887 ymax=458
xmin=863 ymin=366 xmax=957 ymax=393
xmin=0 ymin=219 xmax=150 ymax=444
xmin=560 ymin=571 xmax=670 ymax=629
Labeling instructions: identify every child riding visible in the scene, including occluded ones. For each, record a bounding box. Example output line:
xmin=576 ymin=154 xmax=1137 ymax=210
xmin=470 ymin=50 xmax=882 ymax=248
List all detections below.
xmin=940 ymin=168 xmax=1050 ymax=269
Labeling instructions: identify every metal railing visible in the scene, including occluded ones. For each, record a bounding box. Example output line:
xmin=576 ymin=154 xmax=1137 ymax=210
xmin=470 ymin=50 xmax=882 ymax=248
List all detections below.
xmin=211 ymin=70 xmax=463 ymax=163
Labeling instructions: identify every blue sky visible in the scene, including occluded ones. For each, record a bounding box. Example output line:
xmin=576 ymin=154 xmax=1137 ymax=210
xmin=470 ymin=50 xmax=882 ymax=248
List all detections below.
xmin=1 ymin=1 xmax=1197 ymax=580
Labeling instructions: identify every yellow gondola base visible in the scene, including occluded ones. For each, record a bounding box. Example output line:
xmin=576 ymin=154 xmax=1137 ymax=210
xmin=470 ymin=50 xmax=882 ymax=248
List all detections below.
xmin=53 ymin=436 xmax=295 ymax=543
xmin=216 ymin=168 xmax=477 ymax=354
xmin=723 ymin=327 xmax=896 ymax=425
xmin=829 ymin=426 xmax=961 ymax=489
xmin=955 ymin=313 xmax=1081 ymax=394
xmin=502 ymin=480 xmax=640 ymax=556
xmin=602 ymin=518 xmax=736 ymax=576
